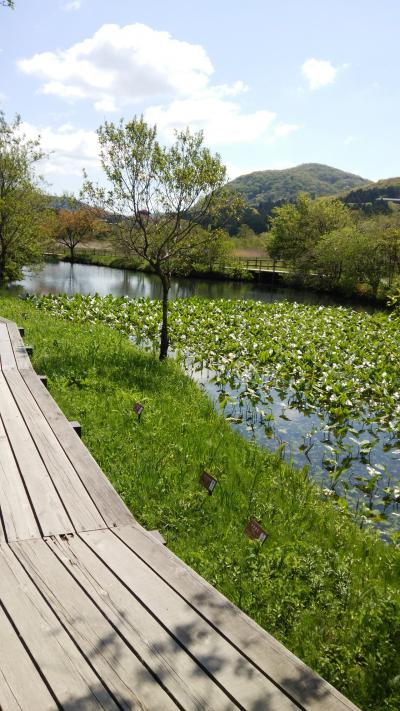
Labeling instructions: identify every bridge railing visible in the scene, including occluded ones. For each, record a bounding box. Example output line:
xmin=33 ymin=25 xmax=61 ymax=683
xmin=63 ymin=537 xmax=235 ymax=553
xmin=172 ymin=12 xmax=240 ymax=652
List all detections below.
xmin=238 ymin=258 xmax=292 ymax=272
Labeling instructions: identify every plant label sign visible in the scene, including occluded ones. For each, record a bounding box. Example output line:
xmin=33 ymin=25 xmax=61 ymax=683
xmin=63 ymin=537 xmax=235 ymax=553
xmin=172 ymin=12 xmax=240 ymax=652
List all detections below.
xmin=245 ymin=518 xmax=268 ymax=543
xmin=134 ymin=402 xmax=144 ymax=419
xmin=200 ymin=471 xmax=217 ymax=494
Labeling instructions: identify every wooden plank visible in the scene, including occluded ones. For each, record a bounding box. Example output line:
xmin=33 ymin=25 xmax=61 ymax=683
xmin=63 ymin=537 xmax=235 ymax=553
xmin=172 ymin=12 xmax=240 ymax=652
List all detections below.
xmin=0 ymin=669 xmax=21 ymax=711
xmin=0 ymin=372 xmax=73 ymax=537
xmin=5 ymin=320 xmax=32 ymax=370
xmin=0 ymin=416 xmax=39 ymax=542
xmin=44 ymin=533 xmax=234 ymax=710
xmin=20 ymin=368 xmax=136 ymax=529
xmin=114 ymin=525 xmax=360 ymax=711
xmin=0 ymin=603 xmax=55 ymax=711
xmin=0 ymin=323 xmax=17 ymax=370
xmin=14 ymin=537 xmax=191 ymax=711
xmin=0 ymin=544 xmax=121 ymax=710
xmin=81 ymin=529 xmax=299 ymax=710
xmin=4 ymin=369 xmax=106 ymax=534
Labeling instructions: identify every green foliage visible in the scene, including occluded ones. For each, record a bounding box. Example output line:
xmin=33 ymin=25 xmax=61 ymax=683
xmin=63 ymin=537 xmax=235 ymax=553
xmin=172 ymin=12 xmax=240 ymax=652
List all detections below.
xmin=191 ymin=227 xmax=236 ymax=271
xmin=208 ymin=164 xmax=368 ymax=235
xmin=1 ymin=292 xmax=399 ymax=711
xmin=342 ymin=177 xmax=400 ymax=213
xmin=268 ymin=193 xmax=351 ymax=268
xmin=0 ymin=112 xmax=48 ymax=283
xmin=83 ymin=117 xmax=228 ymax=276
xmin=267 ymin=196 xmax=400 ymax=295
xmin=313 ymin=216 xmax=400 ymax=295
xmin=82 ymin=116 xmax=237 ymax=358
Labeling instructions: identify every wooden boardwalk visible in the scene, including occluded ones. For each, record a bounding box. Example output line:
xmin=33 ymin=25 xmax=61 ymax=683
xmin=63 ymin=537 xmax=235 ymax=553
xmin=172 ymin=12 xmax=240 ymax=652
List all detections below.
xmin=0 ymin=315 xmax=360 ymax=711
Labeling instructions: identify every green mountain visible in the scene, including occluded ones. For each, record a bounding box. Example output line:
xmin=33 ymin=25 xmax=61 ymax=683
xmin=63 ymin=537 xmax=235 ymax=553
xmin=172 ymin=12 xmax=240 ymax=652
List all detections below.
xmin=224 ymin=163 xmax=375 ymax=233
xmin=228 ymin=163 xmax=369 ymax=206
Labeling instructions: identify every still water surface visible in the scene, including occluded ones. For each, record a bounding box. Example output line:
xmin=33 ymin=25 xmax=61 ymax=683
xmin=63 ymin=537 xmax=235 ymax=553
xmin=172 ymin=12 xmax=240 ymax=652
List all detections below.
xmin=15 ymin=261 xmax=373 ymax=308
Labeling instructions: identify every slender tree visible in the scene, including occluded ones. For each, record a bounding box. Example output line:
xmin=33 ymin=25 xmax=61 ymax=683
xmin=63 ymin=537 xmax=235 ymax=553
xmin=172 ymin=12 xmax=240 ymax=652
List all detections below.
xmin=83 ymin=116 xmax=240 ymax=359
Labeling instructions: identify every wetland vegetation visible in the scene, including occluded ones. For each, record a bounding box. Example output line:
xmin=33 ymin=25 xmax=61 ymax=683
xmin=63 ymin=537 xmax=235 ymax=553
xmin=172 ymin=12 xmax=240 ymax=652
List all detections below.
xmin=30 ymin=291 xmax=400 ymax=541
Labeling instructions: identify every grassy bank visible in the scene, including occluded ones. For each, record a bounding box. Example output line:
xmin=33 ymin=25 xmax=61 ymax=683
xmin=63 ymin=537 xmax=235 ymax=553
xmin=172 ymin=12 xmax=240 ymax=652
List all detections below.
xmin=1 ymin=292 xmax=399 ymax=710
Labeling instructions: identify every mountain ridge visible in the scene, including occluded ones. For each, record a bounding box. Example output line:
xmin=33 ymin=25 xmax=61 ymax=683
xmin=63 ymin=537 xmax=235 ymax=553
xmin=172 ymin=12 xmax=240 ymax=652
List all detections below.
xmin=227 ymin=163 xmax=370 ymax=206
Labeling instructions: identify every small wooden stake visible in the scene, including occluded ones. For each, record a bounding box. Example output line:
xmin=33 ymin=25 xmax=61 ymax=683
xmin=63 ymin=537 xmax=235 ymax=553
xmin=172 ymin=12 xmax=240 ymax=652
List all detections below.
xmin=70 ymin=420 xmax=82 ymax=438
xmin=245 ymin=518 xmax=268 ymax=543
xmin=200 ymin=470 xmax=217 ymax=495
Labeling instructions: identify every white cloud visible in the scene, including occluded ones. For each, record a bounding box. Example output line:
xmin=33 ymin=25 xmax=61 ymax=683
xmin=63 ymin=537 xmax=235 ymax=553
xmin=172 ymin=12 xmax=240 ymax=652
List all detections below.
xmin=17 ymin=22 xmax=297 ymax=148
xmin=273 ymin=123 xmax=299 ymax=138
xmin=18 ymin=23 xmax=213 ymax=108
xmin=62 ymin=1 xmax=81 ymax=11
xmin=145 ymin=92 xmax=277 ymax=146
xmin=20 ymin=121 xmax=99 ymax=177
xmin=344 ymin=135 xmax=360 ymax=145
xmin=17 ymin=23 xmax=300 ymax=186
xmin=301 ymin=58 xmax=339 ymax=90
xmin=145 ymin=93 xmax=299 ymax=147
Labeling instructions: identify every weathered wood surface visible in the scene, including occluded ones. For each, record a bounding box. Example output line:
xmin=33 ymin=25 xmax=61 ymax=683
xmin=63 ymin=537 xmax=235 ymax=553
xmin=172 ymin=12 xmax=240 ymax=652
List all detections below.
xmin=0 ymin=315 xmax=361 ymax=710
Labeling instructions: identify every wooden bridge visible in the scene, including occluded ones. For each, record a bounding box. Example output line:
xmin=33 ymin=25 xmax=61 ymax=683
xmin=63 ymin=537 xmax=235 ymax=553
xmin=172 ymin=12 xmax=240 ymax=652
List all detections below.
xmin=0 ymin=315 xmax=359 ymax=710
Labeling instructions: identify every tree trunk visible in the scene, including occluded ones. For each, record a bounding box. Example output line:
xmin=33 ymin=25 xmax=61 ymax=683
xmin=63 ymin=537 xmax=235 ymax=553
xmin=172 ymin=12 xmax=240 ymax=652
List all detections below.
xmin=159 ymin=273 xmax=170 ymax=360
xmin=70 ymin=244 xmax=75 ymax=263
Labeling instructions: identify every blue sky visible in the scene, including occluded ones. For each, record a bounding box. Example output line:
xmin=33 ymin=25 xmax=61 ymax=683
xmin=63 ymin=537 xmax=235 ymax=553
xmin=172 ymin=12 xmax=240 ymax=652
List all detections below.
xmin=1 ymin=0 xmax=399 ymax=194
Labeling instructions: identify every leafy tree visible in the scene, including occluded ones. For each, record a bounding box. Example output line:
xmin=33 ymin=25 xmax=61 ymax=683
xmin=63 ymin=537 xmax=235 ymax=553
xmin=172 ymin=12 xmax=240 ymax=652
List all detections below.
xmin=1 ymin=1 xmax=15 ymax=8
xmin=314 ymin=218 xmax=400 ymax=295
xmin=192 ymin=227 xmax=235 ymax=272
xmin=83 ymin=116 xmax=238 ymax=359
xmin=313 ymin=226 xmax=356 ymax=287
xmin=0 ymin=112 xmax=48 ymax=284
xmin=269 ymin=193 xmax=351 ymax=271
xmin=50 ymin=203 xmax=103 ymax=262
xmin=342 ymin=228 xmax=389 ymax=296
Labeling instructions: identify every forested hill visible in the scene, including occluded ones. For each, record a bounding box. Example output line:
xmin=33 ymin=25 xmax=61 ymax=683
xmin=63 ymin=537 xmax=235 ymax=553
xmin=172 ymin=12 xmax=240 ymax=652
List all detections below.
xmin=228 ymin=163 xmax=369 ymax=205
xmin=341 ymin=177 xmax=400 ymax=209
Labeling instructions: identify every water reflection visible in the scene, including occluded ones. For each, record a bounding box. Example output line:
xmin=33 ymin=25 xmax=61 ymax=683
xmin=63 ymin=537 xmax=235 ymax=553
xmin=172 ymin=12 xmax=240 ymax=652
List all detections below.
xmin=13 ymin=261 xmax=376 ymax=310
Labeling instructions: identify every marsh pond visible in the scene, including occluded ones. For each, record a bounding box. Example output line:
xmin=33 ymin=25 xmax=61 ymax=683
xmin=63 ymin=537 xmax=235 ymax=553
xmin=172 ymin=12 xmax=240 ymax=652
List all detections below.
xmin=14 ymin=261 xmax=400 ymax=540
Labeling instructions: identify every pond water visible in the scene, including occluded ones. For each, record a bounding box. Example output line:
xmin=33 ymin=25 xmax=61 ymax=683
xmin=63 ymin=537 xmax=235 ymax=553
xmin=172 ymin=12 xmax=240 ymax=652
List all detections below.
xmin=13 ymin=261 xmax=376 ymax=309
xmin=195 ymin=371 xmax=400 ymax=538
xmin=12 ymin=261 xmax=398 ymax=538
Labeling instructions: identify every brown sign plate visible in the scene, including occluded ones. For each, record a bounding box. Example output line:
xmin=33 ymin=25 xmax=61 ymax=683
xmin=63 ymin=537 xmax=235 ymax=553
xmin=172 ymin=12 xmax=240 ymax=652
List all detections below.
xmin=245 ymin=518 xmax=267 ymax=543
xmin=134 ymin=402 xmax=144 ymax=416
xmin=200 ymin=471 xmax=217 ymax=493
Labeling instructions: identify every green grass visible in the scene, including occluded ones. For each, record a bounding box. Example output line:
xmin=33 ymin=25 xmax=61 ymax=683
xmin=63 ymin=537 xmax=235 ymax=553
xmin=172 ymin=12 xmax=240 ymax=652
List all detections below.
xmin=1 ymin=292 xmax=399 ymax=710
